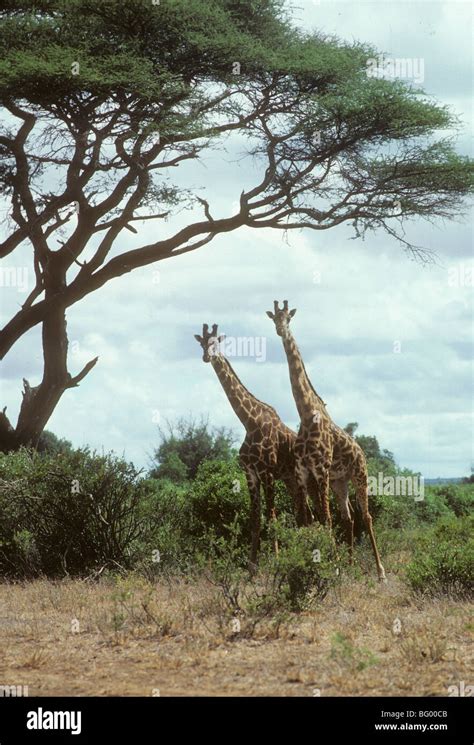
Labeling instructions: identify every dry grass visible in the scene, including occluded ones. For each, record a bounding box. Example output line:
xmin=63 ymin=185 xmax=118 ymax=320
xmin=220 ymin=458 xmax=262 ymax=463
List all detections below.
xmin=0 ymin=572 xmax=471 ymax=697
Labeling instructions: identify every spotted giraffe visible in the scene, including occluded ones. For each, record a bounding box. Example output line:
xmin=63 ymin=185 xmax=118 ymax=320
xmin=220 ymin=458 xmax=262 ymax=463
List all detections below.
xmin=194 ymin=323 xmax=299 ymax=566
xmin=266 ymin=301 xmax=386 ymax=582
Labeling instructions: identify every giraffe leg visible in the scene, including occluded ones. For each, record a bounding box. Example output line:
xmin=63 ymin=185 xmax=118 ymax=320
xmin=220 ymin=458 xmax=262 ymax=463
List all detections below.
xmin=307 ymin=477 xmax=325 ymax=524
xmin=309 ymin=464 xmax=332 ymax=532
xmin=310 ymin=466 xmax=342 ymax=567
xmin=353 ymin=471 xmax=386 ymax=582
xmin=263 ymin=473 xmax=276 ymax=523
xmin=332 ymin=479 xmax=354 ymax=564
xmin=294 ymin=459 xmax=312 ymax=527
xmin=244 ymin=467 xmax=261 ymax=571
xmin=263 ymin=473 xmax=279 ymax=556
xmin=284 ymin=474 xmax=314 ymax=526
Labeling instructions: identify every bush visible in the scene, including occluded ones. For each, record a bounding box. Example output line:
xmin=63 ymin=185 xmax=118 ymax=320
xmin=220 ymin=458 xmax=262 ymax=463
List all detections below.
xmin=0 ymin=447 xmax=298 ymax=578
xmin=0 ymin=447 xmax=154 ymax=577
xmin=187 ymin=458 xmax=296 ymax=549
xmin=187 ymin=458 xmax=251 ymax=544
xmin=405 ymin=516 xmax=473 ymax=599
xmin=133 ymin=477 xmax=197 ymax=575
xmin=357 ymin=479 xmax=472 ymax=535
xmin=199 ymin=519 xmax=342 ymax=640
xmin=37 ymin=430 xmax=73 ymax=455
xmin=432 ymin=484 xmax=473 ymax=518
xmin=413 ymin=486 xmax=453 ymax=523
xmin=266 ymin=523 xmax=343 ymax=610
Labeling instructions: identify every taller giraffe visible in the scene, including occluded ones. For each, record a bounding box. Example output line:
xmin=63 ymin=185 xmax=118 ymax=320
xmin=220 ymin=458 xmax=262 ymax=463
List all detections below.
xmin=194 ymin=323 xmax=298 ymax=565
xmin=267 ymin=301 xmax=386 ymax=582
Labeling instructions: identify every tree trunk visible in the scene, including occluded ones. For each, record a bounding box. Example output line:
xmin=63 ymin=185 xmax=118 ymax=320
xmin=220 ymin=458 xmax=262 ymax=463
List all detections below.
xmin=0 ymin=263 xmax=98 ymax=452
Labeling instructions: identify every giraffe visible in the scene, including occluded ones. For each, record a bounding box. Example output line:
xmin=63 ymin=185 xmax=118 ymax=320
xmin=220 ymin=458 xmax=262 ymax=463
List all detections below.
xmin=266 ymin=301 xmax=386 ymax=582
xmin=194 ymin=323 xmax=299 ymax=566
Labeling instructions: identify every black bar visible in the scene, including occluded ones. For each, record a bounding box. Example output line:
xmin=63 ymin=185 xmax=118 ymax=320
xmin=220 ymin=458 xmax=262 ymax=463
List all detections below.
xmin=0 ymin=696 xmax=471 ymax=743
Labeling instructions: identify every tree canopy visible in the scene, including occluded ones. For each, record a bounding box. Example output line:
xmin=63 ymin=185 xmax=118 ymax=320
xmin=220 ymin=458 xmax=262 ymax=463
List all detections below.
xmin=149 ymin=416 xmax=235 ymax=482
xmin=0 ymin=0 xmax=472 ymax=449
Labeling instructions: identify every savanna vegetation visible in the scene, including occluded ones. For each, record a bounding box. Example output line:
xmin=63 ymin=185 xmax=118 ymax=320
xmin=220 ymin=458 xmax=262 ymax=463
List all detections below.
xmin=0 ymin=419 xmax=471 ymax=696
xmin=1 ymin=0 xmax=473 ymax=452
xmin=0 ymin=418 xmax=471 ymax=602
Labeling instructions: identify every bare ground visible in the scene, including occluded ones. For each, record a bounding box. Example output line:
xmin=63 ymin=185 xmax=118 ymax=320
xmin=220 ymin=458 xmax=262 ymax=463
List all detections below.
xmin=0 ymin=573 xmax=471 ymax=697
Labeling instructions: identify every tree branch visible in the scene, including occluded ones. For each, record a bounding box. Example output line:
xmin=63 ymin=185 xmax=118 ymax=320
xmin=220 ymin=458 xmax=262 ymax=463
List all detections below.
xmin=67 ymin=356 xmax=99 ymax=388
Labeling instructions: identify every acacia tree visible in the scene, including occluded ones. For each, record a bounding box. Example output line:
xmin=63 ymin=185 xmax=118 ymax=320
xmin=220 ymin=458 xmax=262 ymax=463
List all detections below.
xmin=0 ymin=0 xmax=472 ymax=450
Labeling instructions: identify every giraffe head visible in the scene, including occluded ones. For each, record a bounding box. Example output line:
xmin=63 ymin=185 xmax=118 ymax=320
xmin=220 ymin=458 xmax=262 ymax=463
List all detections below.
xmin=194 ymin=323 xmax=224 ymax=363
xmin=266 ymin=300 xmax=296 ymax=337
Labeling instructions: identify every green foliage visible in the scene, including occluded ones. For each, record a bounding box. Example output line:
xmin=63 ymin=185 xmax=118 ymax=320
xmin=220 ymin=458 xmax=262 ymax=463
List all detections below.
xmin=149 ymin=417 xmax=234 ymax=482
xmin=200 ymin=519 xmax=342 ymax=631
xmin=265 ymin=523 xmax=342 ymax=611
xmin=0 ymin=0 xmax=300 ymax=103
xmin=274 ymin=478 xmax=294 ymax=517
xmin=369 ymin=482 xmax=473 ymax=535
xmin=1 ymin=1 xmax=469 ymax=186
xmin=405 ymin=516 xmax=474 ymax=599
xmin=152 ymin=451 xmax=188 ymax=484
xmin=345 ymin=422 xmax=396 ymax=469
xmin=0 ymin=427 xmax=471 ymax=585
xmin=0 ymin=443 xmax=294 ymax=578
xmin=10 ymin=528 xmax=40 ymax=576
xmin=341 ymin=423 xmax=414 ymax=536
xmin=132 ymin=476 xmax=193 ymax=574
xmin=0 ymin=0 xmax=470 ymax=335
xmin=37 ymin=429 xmax=73 ymax=455
xmin=208 ymin=520 xmax=343 ymax=615
xmin=0 ymin=447 xmax=153 ymax=577
xmin=188 ymin=458 xmax=250 ymax=543
xmin=430 ymin=484 xmax=473 ymax=518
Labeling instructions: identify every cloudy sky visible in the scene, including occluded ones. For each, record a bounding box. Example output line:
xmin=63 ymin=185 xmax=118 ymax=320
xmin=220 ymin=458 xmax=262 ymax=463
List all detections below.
xmin=1 ymin=0 xmax=473 ymax=478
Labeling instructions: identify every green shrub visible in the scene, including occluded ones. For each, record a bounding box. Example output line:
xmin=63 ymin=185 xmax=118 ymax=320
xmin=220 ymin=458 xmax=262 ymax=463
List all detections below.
xmin=432 ymin=484 xmax=473 ymax=518
xmin=264 ymin=522 xmax=343 ymax=611
xmin=0 ymin=448 xmax=298 ymax=578
xmin=132 ymin=477 xmax=196 ymax=575
xmin=187 ymin=458 xmax=296 ymax=549
xmin=199 ymin=519 xmax=342 ymax=639
xmin=354 ymin=478 xmax=472 ymax=536
xmin=0 ymin=447 xmax=153 ymax=577
xmin=274 ymin=478 xmax=294 ymax=519
xmin=187 ymin=458 xmax=251 ymax=543
xmin=149 ymin=416 xmax=234 ymax=482
xmin=405 ymin=516 xmax=473 ymax=599
xmin=413 ymin=486 xmax=453 ymax=523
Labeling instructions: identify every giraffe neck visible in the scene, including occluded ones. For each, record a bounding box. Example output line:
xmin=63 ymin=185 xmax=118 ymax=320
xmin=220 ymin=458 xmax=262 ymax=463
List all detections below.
xmin=210 ymin=354 xmax=266 ymax=429
xmin=281 ymin=327 xmax=325 ymax=419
